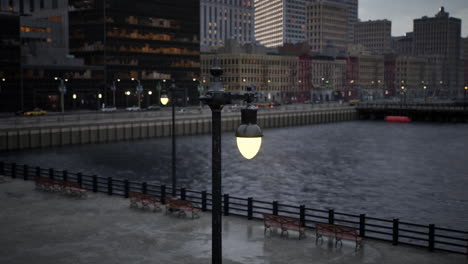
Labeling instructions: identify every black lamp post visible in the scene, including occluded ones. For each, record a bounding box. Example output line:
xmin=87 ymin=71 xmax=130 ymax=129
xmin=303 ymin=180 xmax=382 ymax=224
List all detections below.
xmin=160 ymin=81 xmax=180 ymax=197
xmin=54 ymin=77 xmax=68 ymax=113
xmin=464 ymin=86 xmax=467 ymax=110
xmin=200 ymin=58 xmax=263 ymax=264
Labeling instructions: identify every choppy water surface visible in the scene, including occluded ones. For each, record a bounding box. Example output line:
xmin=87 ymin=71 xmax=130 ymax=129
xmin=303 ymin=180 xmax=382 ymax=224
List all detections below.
xmin=2 ymin=121 xmax=468 ymax=229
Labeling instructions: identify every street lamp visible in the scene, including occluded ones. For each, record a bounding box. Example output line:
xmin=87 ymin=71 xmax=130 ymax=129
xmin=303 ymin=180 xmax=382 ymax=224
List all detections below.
xmin=160 ymin=81 xmax=181 ymax=197
xmin=147 ymin=90 xmax=152 ymax=107
xmin=132 ymin=78 xmax=144 ymax=109
xmin=464 ymin=86 xmax=468 ymax=110
xmin=0 ymin=78 xmax=5 ymax=93
xmin=54 ymin=77 xmax=68 ymax=113
xmin=110 ymin=79 xmax=120 ymax=107
xmin=401 ymin=85 xmax=406 ymax=104
xmin=200 ymin=58 xmax=262 ymax=264
xmin=423 ymin=85 xmax=428 ymax=103
xmin=125 ymin=90 xmax=131 ymax=107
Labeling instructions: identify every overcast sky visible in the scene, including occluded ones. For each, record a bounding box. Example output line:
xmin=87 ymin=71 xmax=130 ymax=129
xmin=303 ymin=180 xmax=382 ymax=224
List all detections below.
xmin=359 ymin=0 xmax=468 ymax=37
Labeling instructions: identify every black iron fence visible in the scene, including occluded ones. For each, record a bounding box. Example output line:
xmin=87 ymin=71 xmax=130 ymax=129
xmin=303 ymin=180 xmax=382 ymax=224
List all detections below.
xmin=1 ymin=161 xmax=467 ymax=255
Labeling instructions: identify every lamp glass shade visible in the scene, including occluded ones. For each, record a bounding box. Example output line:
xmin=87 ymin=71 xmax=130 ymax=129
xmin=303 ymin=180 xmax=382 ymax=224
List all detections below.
xmin=160 ymin=95 xmax=169 ymax=105
xmin=236 ymin=136 xmax=262 ymax=160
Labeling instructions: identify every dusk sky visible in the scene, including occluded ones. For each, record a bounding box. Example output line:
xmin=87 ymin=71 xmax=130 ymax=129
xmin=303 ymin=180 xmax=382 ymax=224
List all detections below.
xmin=359 ymin=0 xmax=468 ymax=37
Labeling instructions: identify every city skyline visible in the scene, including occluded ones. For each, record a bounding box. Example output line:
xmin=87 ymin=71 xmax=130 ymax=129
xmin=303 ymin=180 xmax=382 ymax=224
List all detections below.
xmin=360 ymin=0 xmax=468 ymax=36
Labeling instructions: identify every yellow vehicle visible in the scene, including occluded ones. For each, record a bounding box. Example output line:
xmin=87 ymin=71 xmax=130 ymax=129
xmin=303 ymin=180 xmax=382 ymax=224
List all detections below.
xmin=349 ymin=99 xmax=360 ymax=106
xmin=24 ymin=108 xmax=47 ymax=116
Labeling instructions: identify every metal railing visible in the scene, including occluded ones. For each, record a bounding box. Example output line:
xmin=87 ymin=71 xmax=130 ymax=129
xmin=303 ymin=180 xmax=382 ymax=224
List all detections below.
xmin=1 ymin=161 xmax=466 ymax=255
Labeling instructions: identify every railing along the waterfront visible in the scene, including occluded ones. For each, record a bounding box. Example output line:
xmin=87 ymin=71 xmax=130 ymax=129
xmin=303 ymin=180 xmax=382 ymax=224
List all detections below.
xmin=1 ymin=161 xmax=467 ymax=255
xmin=356 ymin=103 xmax=467 ymax=111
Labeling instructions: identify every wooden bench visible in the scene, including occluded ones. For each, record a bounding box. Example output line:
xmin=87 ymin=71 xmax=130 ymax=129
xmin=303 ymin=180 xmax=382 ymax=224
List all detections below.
xmin=315 ymin=222 xmax=363 ymax=249
xmin=263 ymin=214 xmax=306 ymax=239
xmin=129 ymin=192 xmax=161 ymax=211
xmin=165 ymin=198 xmax=201 ymax=219
xmin=35 ymin=177 xmax=57 ymax=192
xmin=35 ymin=177 xmax=87 ymax=198
xmin=58 ymin=181 xmax=87 ymax=198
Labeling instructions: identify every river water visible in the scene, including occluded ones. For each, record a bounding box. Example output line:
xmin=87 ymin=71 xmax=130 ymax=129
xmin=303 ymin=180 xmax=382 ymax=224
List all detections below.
xmin=1 ymin=121 xmax=467 ymax=229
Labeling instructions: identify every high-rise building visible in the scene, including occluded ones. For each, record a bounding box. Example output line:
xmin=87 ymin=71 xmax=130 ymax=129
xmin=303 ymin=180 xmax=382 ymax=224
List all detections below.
xmin=200 ymin=0 xmax=254 ymax=51
xmin=0 ymin=0 xmax=91 ymax=112
xmin=0 ymin=12 xmax=20 ymax=112
xmin=305 ymin=0 xmax=348 ymax=54
xmin=463 ymin=37 xmax=468 ymax=87
xmin=254 ymin=0 xmax=307 ymax=48
xmin=328 ymin=0 xmax=358 ymax=43
xmin=355 ymin=20 xmax=391 ymax=54
xmin=413 ymin=7 xmax=463 ymax=97
xmin=69 ymin=0 xmax=200 ymax=107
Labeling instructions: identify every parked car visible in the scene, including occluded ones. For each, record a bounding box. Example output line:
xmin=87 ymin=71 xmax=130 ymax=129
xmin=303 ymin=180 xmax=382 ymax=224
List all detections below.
xmin=23 ymin=108 xmax=47 ymax=116
xmin=147 ymin=105 xmax=161 ymax=111
xmin=101 ymin=106 xmax=117 ymax=112
xmin=125 ymin=106 xmax=141 ymax=111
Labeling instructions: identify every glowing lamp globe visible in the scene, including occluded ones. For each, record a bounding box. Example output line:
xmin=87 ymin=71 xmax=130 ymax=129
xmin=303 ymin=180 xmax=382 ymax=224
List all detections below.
xmin=160 ymin=94 xmax=169 ymax=105
xmin=235 ymin=107 xmax=263 ymax=159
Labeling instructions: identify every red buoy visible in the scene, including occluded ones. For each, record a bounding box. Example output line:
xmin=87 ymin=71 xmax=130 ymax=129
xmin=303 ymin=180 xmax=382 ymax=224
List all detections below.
xmin=385 ymin=116 xmax=411 ymax=123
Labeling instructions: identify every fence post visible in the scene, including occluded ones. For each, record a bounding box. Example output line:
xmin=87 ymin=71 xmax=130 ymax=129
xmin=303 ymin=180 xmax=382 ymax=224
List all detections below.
xmin=92 ymin=175 xmax=97 ymax=192
xmin=328 ymin=209 xmax=335 ymax=224
xmin=63 ymin=170 xmax=68 ymax=182
xmin=272 ymin=201 xmax=278 ymax=215
xmin=0 ymin=162 xmax=4 ymax=175
xmin=124 ymin=179 xmax=129 ymax=198
xmin=300 ymin=205 xmax=306 ymax=227
xmin=392 ymin=218 xmax=399 ymax=245
xmin=48 ymin=168 xmax=54 ymax=180
xmin=428 ymin=224 xmax=435 ymax=252
xmin=107 ymin=177 xmax=113 ymax=195
xmin=201 ymin=191 xmax=207 ymax=211
xmin=35 ymin=166 xmax=40 ymax=178
xmin=160 ymin=185 xmax=166 ymax=203
xmin=11 ymin=163 xmax=17 ymax=178
xmin=247 ymin=197 xmax=253 ymax=220
xmin=23 ymin=165 xmax=29 ymax=181
xmin=359 ymin=214 xmax=366 ymax=237
xmin=181 ymin=188 xmax=186 ymax=200
xmin=77 ymin=173 xmax=82 ymax=188
xmin=223 ymin=194 xmax=229 ymax=216
xmin=142 ymin=182 xmax=147 ymax=194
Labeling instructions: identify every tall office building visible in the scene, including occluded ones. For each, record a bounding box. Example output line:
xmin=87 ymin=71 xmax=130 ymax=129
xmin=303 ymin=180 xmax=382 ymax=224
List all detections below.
xmin=0 ymin=0 xmax=90 ymax=112
xmin=254 ymin=0 xmax=307 ymax=48
xmin=305 ymin=0 xmax=348 ymax=54
xmin=69 ymin=0 xmax=200 ymax=106
xmin=354 ymin=20 xmax=391 ymax=54
xmin=200 ymin=0 xmax=254 ymax=51
xmin=413 ymin=7 xmax=463 ymax=97
xmin=328 ymin=0 xmax=358 ymax=42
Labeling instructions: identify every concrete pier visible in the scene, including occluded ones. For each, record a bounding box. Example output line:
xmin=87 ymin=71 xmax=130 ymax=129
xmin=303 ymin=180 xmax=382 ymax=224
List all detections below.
xmin=0 ymin=179 xmax=465 ymax=264
xmin=0 ymin=108 xmax=357 ymax=151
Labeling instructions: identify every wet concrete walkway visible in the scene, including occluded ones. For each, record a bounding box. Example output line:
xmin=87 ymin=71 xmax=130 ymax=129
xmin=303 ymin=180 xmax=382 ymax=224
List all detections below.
xmin=0 ymin=179 xmax=466 ymax=264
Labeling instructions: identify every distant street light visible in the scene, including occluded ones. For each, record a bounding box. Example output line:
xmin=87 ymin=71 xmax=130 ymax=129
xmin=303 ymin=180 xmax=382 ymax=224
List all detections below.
xmin=110 ymin=79 xmax=120 ymax=107
xmin=54 ymin=77 xmax=68 ymax=113
xmin=125 ymin=90 xmax=131 ymax=107
xmin=147 ymin=90 xmax=152 ymax=107
xmin=132 ymin=78 xmax=143 ymax=109
xmin=464 ymin=86 xmax=468 ymax=110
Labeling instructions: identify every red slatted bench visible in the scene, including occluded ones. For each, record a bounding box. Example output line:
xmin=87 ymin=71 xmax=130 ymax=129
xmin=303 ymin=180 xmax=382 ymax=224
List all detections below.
xmin=263 ymin=214 xmax=306 ymax=239
xmin=315 ymin=222 xmax=363 ymax=249
xmin=165 ymin=198 xmax=201 ymax=219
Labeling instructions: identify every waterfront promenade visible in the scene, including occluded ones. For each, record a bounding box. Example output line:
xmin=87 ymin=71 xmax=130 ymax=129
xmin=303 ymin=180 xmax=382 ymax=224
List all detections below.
xmin=0 ymin=179 xmax=465 ymax=264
